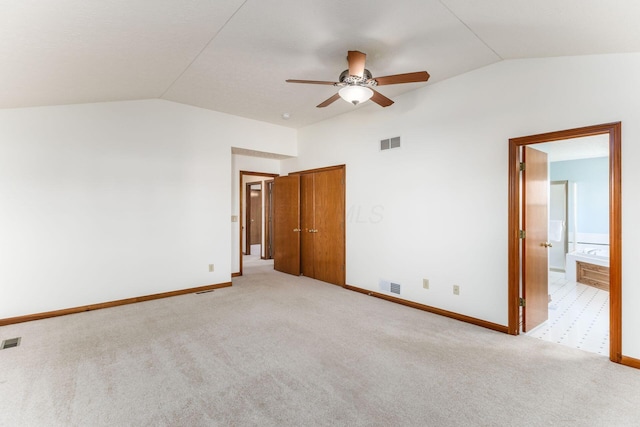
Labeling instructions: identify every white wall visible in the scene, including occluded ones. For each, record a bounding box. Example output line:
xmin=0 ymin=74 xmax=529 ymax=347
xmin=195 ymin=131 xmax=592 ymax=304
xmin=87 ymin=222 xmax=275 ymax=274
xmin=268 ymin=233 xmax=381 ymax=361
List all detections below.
xmin=0 ymin=99 xmax=295 ymax=319
xmin=282 ymin=53 xmax=640 ymax=359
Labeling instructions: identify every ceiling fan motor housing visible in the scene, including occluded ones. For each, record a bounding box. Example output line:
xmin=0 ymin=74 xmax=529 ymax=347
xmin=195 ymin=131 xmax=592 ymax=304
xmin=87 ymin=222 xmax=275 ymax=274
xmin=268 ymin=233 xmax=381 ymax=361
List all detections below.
xmin=338 ymin=69 xmax=376 ymax=87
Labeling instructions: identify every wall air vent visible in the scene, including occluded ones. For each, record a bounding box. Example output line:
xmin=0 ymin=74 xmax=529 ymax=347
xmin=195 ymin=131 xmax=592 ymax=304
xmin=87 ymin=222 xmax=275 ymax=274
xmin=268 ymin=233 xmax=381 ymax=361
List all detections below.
xmin=1 ymin=337 xmax=21 ymax=350
xmin=380 ymin=280 xmax=401 ymax=295
xmin=380 ymin=136 xmax=401 ymax=151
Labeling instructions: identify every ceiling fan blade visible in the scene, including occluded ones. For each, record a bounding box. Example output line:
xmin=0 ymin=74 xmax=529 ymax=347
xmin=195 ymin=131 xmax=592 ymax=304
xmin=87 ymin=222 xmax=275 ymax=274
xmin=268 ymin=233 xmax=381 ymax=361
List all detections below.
xmin=347 ymin=50 xmax=366 ymax=78
xmin=370 ymin=89 xmax=394 ymax=107
xmin=286 ymin=79 xmax=338 ymax=85
xmin=373 ymin=71 xmax=430 ymax=86
xmin=316 ymin=93 xmax=341 ymax=108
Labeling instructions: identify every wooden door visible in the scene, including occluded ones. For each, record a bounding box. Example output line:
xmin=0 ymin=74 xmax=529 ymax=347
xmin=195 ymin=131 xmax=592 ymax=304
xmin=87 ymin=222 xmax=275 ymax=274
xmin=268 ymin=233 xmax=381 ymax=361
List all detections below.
xmin=273 ymin=175 xmax=301 ymax=276
xmin=311 ymin=168 xmax=345 ymax=286
xmin=265 ymin=180 xmax=274 ymax=259
xmin=249 ymin=189 xmax=262 ymax=246
xmin=300 ymin=173 xmax=315 ymax=277
xmin=522 ymin=146 xmax=550 ymax=332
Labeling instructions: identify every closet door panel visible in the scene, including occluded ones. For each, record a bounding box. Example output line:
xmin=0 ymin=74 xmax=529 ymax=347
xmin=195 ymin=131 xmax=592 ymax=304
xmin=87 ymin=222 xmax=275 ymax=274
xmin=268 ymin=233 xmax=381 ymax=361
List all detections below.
xmin=273 ymin=175 xmax=301 ymax=276
xmin=300 ymin=173 xmax=315 ymax=277
xmin=313 ymin=168 xmax=345 ymax=286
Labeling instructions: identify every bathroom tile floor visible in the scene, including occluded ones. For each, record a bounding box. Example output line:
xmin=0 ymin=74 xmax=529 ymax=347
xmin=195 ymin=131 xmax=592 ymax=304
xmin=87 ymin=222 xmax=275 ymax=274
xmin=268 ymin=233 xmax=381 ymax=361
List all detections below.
xmin=526 ymin=271 xmax=609 ymax=356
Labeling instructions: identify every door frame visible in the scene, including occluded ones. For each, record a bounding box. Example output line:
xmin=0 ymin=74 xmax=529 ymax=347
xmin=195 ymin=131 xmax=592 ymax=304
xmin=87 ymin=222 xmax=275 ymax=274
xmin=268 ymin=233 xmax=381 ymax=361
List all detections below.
xmin=238 ymin=170 xmax=279 ymax=277
xmin=508 ymin=122 xmax=622 ymax=364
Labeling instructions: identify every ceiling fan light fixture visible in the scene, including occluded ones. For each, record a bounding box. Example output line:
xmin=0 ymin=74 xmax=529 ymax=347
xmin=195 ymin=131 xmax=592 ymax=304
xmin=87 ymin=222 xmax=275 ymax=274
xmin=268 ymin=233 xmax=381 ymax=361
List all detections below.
xmin=338 ymin=85 xmax=373 ymax=105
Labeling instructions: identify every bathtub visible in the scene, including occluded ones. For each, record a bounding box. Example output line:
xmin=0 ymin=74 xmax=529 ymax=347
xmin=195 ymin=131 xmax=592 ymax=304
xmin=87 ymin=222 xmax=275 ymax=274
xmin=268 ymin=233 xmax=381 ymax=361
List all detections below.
xmin=565 ymin=246 xmax=610 ymax=283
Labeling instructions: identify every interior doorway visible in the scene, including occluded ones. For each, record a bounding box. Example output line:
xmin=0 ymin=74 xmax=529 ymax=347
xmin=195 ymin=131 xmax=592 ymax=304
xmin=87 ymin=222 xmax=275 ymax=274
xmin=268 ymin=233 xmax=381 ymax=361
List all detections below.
xmin=508 ymin=122 xmax=622 ymax=363
xmin=239 ymin=171 xmax=279 ymax=276
xmin=245 ymin=182 xmax=262 ymax=255
xmin=526 ymin=141 xmax=610 ymax=355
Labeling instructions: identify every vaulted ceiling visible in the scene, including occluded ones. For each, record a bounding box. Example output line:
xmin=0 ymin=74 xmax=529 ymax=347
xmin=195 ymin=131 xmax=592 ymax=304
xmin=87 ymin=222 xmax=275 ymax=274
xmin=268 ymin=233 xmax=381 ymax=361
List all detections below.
xmin=2 ymin=1 xmax=640 ymax=128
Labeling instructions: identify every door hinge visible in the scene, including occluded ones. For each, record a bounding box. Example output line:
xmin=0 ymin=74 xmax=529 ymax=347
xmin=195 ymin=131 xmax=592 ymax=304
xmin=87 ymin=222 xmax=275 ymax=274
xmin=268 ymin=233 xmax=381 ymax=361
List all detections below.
xmin=519 ymin=162 xmax=526 ymax=171
xmin=519 ymin=230 xmax=526 ymax=239
xmin=519 ymin=298 xmax=526 ymax=307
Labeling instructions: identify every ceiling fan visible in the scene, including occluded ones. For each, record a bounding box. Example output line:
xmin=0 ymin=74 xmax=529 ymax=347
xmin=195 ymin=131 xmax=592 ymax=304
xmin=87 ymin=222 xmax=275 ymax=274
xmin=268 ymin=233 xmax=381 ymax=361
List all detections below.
xmin=286 ymin=50 xmax=430 ymax=108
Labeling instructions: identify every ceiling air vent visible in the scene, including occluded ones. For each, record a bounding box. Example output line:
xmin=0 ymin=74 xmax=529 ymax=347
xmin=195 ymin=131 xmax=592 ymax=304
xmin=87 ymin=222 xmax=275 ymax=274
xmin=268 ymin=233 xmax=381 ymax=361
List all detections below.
xmin=380 ymin=137 xmax=401 ymax=151
xmin=1 ymin=337 xmax=21 ymax=350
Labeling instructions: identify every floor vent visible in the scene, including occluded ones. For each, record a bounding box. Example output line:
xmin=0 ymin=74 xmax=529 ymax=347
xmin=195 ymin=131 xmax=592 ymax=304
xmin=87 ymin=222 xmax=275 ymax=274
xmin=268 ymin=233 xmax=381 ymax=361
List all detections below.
xmin=390 ymin=283 xmax=401 ymax=295
xmin=380 ymin=136 xmax=401 ymax=151
xmin=1 ymin=337 xmax=21 ymax=350
xmin=195 ymin=289 xmax=214 ymax=295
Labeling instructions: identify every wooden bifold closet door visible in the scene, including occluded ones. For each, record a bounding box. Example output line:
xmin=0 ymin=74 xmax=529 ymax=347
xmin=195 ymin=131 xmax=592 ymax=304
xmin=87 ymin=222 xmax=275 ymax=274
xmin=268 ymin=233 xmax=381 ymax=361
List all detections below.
xmin=274 ymin=166 xmax=345 ymax=286
xmin=273 ymin=174 xmax=301 ymax=276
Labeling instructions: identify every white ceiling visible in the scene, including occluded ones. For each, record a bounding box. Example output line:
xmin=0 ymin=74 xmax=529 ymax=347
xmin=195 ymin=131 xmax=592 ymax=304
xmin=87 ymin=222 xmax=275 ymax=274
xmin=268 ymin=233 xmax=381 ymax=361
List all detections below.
xmin=2 ymin=0 xmax=640 ymax=128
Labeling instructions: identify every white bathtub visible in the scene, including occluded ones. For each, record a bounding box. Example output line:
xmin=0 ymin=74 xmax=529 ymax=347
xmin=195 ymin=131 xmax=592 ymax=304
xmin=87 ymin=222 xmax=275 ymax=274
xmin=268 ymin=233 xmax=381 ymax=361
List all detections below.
xmin=565 ymin=246 xmax=610 ymax=282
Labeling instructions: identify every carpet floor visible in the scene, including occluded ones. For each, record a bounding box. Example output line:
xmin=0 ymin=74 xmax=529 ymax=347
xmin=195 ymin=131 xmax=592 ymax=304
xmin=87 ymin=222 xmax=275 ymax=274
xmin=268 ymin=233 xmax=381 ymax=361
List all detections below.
xmin=1 ymin=265 xmax=639 ymax=426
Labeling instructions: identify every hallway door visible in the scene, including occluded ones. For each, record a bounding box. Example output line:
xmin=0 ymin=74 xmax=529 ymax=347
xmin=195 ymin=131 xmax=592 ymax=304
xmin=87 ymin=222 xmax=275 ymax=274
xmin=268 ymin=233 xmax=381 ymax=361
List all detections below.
xmin=522 ymin=146 xmax=550 ymax=332
xmin=249 ymin=188 xmax=262 ymax=246
xmin=265 ymin=180 xmax=274 ymax=259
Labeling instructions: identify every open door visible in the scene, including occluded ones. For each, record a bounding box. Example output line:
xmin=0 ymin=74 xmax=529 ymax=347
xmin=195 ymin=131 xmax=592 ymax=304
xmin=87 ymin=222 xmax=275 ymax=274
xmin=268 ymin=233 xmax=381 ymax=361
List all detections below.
xmin=273 ymin=175 xmax=301 ymax=276
xmin=522 ymin=146 xmax=550 ymax=332
xmin=265 ymin=180 xmax=274 ymax=259
xmin=248 ymin=185 xmax=262 ymax=252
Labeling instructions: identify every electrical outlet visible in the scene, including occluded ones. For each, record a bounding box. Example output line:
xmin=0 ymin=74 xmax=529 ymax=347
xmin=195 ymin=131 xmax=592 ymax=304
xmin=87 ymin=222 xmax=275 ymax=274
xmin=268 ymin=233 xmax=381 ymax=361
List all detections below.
xmin=209 ymin=264 xmax=214 ymax=272
xmin=423 ymin=279 xmax=429 ymax=289
xmin=453 ymin=285 xmax=460 ymax=295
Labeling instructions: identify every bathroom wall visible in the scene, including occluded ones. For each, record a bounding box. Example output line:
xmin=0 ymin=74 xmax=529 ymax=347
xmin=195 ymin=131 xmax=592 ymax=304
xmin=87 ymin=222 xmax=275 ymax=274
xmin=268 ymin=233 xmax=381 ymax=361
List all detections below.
xmin=550 ymin=156 xmax=609 ymax=243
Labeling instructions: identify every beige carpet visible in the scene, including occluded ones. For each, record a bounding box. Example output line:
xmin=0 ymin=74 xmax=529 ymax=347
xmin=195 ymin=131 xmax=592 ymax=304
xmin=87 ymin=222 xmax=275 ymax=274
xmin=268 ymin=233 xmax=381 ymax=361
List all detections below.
xmin=1 ymin=264 xmax=639 ymax=426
